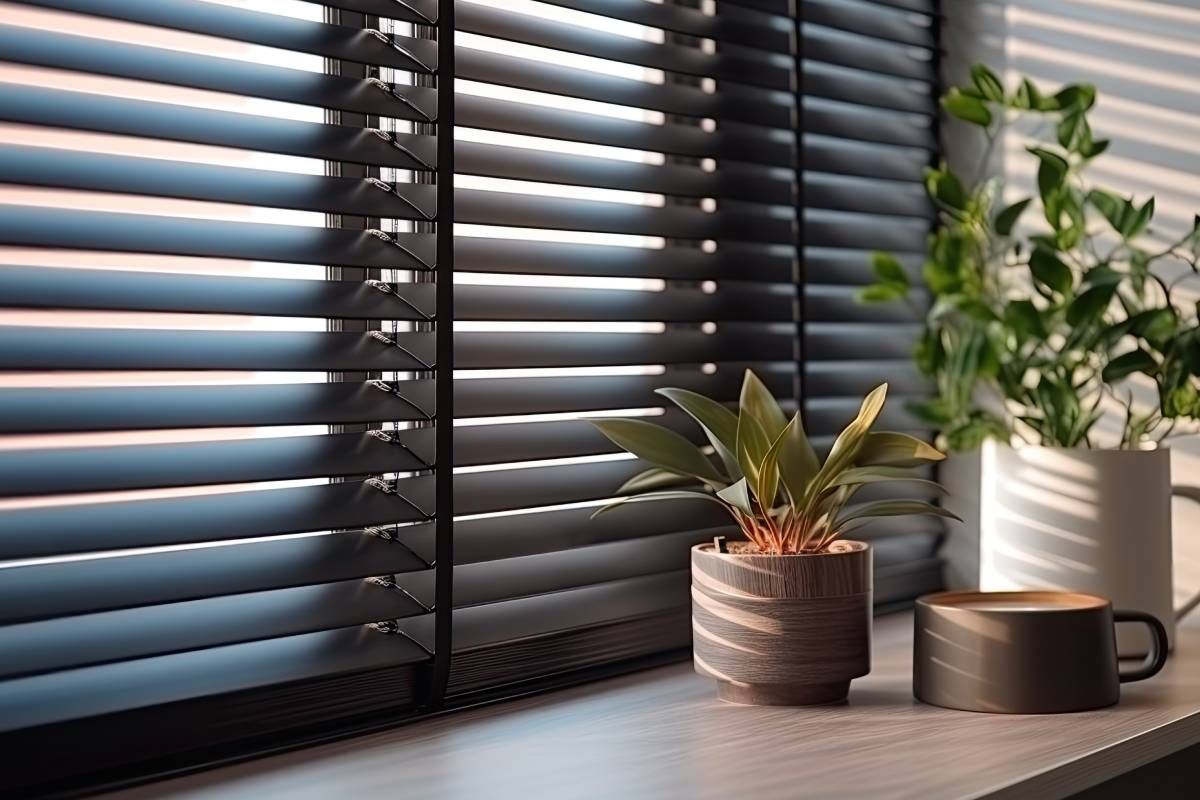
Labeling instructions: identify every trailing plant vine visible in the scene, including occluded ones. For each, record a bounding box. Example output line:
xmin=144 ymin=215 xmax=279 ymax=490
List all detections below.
xmin=862 ymin=65 xmax=1200 ymax=450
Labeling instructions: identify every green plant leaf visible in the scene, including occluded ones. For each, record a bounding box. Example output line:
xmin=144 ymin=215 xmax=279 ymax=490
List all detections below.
xmin=994 ymin=198 xmax=1032 ymax=235
xmin=1087 ymin=188 xmax=1125 ymax=232
xmin=922 ymin=257 xmax=959 ymax=294
xmin=809 ymin=384 xmax=890 ymax=501
xmin=655 ymin=387 xmax=741 ymax=480
xmin=739 ymin=369 xmax=788 ymax=439
xmin=1124 ymin=197 xmax=1154 ymax=239
xmin=1013 ymin=77 xmax=1052 ymax=111
xmin=1004 ymin=299 xmax=1047 ymax=341
xmin=1165 ymin=382 xmax=1200 ymax=418
xmin=1053 ymin=83 xmax=1096 ymax=111
xmin=735 ymin=408 xmax=771 ymax=498
xmin=1066 ymin=282 xmax=1117 ymax=326
xmin=615 ymin=467 xmax=697 ymax=496
xmin=755 ymin=416 xmax=797 ymax=508
xmin=776 ymin=411 xmax=820 ymax=509
xmin=1079 ymin=137 xmax=1109 ymax=159
xmin=591 ymin=419 xmax=724 ymax=484
xmin=1056 ymin=110 xmax=1086 ymax=150
xmin=1128 ymin=308 xmax=1177 ymax=348
xmin=834 ymin=500 xmax=962 ymax=533
xmin=1027 ymin=147 xmax=1069 ymax=202
xmin=591 ymin=489 xmax=727 ymax=519
xmin=945 ymin=414 xmax=1009 ymax=450
xmin=970 ymin=63 xmax=1005 ymax=102
xmin=1083 ymin=265 xmax=1123 ymax=287
xmin=905 ymin=398 xmax=954 ymax=426
xmin=716 ymin=478 xmax=754 ymax=515
xmin=830 ymin=466 xmax=948 ymax=495
xmin=858 ymin=284 xmax=907 ymax=303
xmin=855 ymin=431 xmax=946 ymax=467
xmin=925 ymin=165 xmax=968 ymax=210
xmin=871 ymin=251 xmax=909 ymax=287
xmin=1029 ymin=247 xmax=1073 ymax=296
xmin=1102 ymin=349 xmax=1158 ymax=383
xmin=941 ymin=88 xmax=992 ymax=126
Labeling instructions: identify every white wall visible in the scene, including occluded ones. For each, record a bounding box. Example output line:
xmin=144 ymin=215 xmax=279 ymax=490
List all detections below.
xmin=940 ymin=0 xmax=1200 ymax=611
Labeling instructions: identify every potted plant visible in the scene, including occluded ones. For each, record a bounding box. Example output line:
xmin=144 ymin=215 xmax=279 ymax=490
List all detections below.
xmin=592 ymin=371 xmax=953 ymax=704
xmin=861 ymin=65 xmax=1200 ymax=654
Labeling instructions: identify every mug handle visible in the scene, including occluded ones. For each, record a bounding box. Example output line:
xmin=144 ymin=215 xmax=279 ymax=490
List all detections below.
xmin=1115 ymin=610 xmax=1169 ymax=683
xmin=1171 ymin=486 xmax=1200 ymax=620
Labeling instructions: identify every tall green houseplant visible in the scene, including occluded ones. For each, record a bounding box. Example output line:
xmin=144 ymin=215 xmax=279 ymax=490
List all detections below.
xmin=863 ymin=65 xmax=1200 ymax=450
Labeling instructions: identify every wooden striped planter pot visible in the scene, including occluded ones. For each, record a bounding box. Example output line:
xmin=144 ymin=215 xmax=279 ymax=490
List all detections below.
xmin=691 ymin=541 xmax=872 ymax=705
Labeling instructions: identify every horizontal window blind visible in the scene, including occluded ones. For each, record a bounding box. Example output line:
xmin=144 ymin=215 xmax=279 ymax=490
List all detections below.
xmin=800 ymin=0 xmax=944 ymax=600
xmin=0 ymin=0 xmax=947 ymax=792
xmin=0 ymin=0 xmax=452 ymax=794
xmin=439 ymin=0 xmax=947 ymax=701
xmin=438 ymin=0 xmax=803 ymax=701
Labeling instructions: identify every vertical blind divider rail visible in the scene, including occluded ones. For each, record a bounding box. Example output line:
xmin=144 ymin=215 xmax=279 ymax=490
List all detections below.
xmin=430 ymin=0 xmax=455 ymax=712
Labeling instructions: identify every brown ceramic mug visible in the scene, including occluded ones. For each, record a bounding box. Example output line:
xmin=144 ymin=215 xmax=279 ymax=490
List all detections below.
xmin=913 ymin=591 xmax=1168 ymax=714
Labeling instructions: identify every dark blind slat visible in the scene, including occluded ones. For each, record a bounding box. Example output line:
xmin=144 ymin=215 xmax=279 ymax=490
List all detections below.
xmin=808 ymin=360 xmax=929 ymax=397
xmin=0 ymin=531 xmax=435 ymax=626
xmin=455 ymin=236 xmax=796 ymax=282
xmin=454 ymin=326 xmax=796 ymax=369
xmin=806 ymin=135 xmax=928 ymax=182
xmin=0 ymin=328 xmax=435 ymax=372
xmin=319 ymin=0 xmax=438 ymax=24
xmin=456 ymin=189 xmax=795 ymax=243
xmin=455 ymin=460 xmax=648 ymax=517
xmin=0 ymin=479 xmax=435 ymax=561
xmin=457 ymin=95 xmax=797 ymax=168
xmin=0 ymin=144 xmax=438 ymax=220
xmin=450 ymin=571 xmax=691 ymax=652
xmin=803 ymin=60 xmax=936 ymax=115
xmin=0 ymin=24 xmax=437 ymax=121
xmin=0 ymin=206 xmax=436 ymax=269
xmin=0 ymin=581 xmax=429 ymax=681
xmin=0 ymin=83 xmax=437 ymax=170
xmin=457 ymin=48 xmax=795 ymax=129
xmin=453 ymin=531 xmax=705 ymax=608
xmin=806 ymin=0 xmax=935 ymax=47
xmin=454 ymin=367 xmax=793 ymax=418
xmin=0 ymin=266 xmax=436 ymax=319
xmin=534 ymin=0 xmax=793 ymax=52
xmin=0 ymin=432 xmax=434 ymax=497
xmin=455 ymin=283 xmax=795 ymax=323
xmin=455 ymin=413 xmax=699 ymax=467
xmin=458 ymin=2 xmax=792 ymax=90
xmin=805 ymin=97 xmax=935 ymax=149
xmin=12 ymin=0 xmax=438 ymax=73
xmin=456 ymin=141 xmax=795 ymax=204
xmin=805 ymin=209 xmax=929 ymax=252
xmin=803 ymin=24 xmax=936 ymax=81
xmin=0 ymin=382 xmax=434 ymax=434
xmin=0 ymin=626 xmax=428 ymax=736
xmin=808 ymin=322 xmax=921 ymax=360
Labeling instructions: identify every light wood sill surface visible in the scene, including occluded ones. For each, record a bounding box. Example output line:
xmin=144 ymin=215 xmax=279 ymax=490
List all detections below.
xmin=106 ymin=610 xmax=1200 ymax=800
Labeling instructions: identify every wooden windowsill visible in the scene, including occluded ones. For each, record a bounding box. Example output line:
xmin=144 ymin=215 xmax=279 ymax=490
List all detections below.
xmin=106 ymin=611 xmax=1200 ymax=800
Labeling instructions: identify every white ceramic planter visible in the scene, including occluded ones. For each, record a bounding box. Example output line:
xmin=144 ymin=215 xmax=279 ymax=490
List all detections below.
xmin=979 ymin=441 xmax=1198 ymax=655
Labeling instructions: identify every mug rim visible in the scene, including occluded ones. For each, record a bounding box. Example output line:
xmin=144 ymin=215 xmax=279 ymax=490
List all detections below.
xmin=918 ymin=590 xmax=1110 ymax=613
